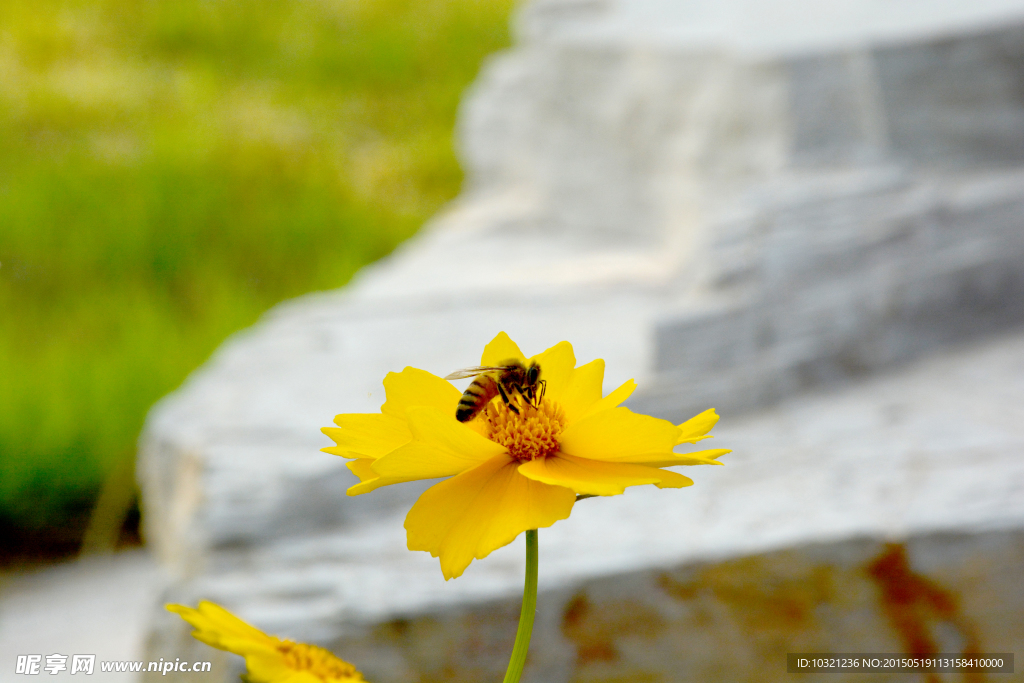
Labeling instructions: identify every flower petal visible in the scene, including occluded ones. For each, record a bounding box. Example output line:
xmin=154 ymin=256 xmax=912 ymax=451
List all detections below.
xmin=381 ymin=367 xmax=462 ymax=418
xmin=677 ymin=408 xmax=720 ymax=444
xmin=518 ymin=452 xmax=691 ymax=495
xmin=345 ymin=458 xmax=426 ymax=496
xmin=371 ymin=406 xmax=506 ymax=480
xmin=167 ymin=602 xmax=275 ymax=648
xmin=210 ymin=637 xmax=280 ymax=659
xmin=529 ymin=340 xmax=576 ymax=402
xmin=633 ymin=448 xmax=731 ymax=467
xmin=556 ymin=359 xmax=605 ymax=424
xmin=321 ymin=414 xmax=410 ymax=460
xmin=480 ymin=331 xmax=526 ymax=366
xmin=651 ymin=469 xmax=694 ymax=489
xmin=243 ymin=653 xmax=303 ymax=683
xmin=170 ymin=602 xmax=366 ymax=683
xmin=281 ymin=673 xmax=337 ymax=683
xmin=577 ymin=378 xmax=637 ymax=421
xmin=584 ymin=447 xmax=730 ymax=465
xmin=347 ymin=458 xmax=377 ymax=483
xmin=405 ymin=455 xmax=575 ymax=579
xmin=559 ymin=406 xmax=680 ymax=462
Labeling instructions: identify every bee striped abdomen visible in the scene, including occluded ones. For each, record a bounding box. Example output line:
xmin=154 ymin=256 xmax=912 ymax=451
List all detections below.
xmin=456 ymin=375 xmax=500 ymax=422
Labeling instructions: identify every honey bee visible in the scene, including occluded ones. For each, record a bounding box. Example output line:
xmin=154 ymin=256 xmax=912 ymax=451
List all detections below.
xmin=444 ymin=359 xmax=545 ymax=423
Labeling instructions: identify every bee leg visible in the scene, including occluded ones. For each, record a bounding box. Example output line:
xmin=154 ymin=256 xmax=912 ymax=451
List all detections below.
xmin=498 ymin=382 xmax=520 ymax=415
xmin=519 ymin=384 xmax=534 ymax=409
xmin=538 ymin=379 xmax=547 ymax=404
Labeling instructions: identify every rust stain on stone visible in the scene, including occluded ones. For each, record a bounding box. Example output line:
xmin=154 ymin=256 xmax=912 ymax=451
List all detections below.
xmin=562 ymin=592 xmax=666 ymax=667
xmin=866 ymin=543 xmax=984 ymax=683
xmin=659 ymin=557 xmax=834 ymax=637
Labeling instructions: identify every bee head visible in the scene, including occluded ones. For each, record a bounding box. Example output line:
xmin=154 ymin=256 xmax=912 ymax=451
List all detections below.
xmin=526 ymin=362 xmax=540 ymax=385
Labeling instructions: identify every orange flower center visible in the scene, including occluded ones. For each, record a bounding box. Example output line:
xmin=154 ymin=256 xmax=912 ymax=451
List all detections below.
xmin=277 ymin=640 xmax=363 ymax=681
xmin=484 ymin=396 xmax=566 ymax=462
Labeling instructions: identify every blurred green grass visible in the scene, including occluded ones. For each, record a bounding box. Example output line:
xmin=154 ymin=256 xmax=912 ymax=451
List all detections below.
xmin=0 ymin=0 xmax=515 ymax=544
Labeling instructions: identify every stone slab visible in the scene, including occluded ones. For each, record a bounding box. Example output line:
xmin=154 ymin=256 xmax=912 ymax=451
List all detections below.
xmin=324 ymin=532 xmax=1024 ymax=683
xmin=144 ymin=330 xmax=1024 ymax=681
xmin=519 ymin=0 xmax=1024 ymax=56
xmin=139 ymin=2 xmax=1024 ymax=572
xmin=137 ymin=0 xmax=1024 ymax=679
xmin=0 ymin=551 xmax=162 ymax=683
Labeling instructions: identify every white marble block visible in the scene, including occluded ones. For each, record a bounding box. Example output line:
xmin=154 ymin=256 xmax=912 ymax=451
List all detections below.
xmin=138 ymin=0 xmax=1024 ymax=680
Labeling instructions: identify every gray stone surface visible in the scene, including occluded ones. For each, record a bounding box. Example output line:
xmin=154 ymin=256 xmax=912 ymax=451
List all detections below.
xmin=639 ymin=168 xmax=1024 ymax=419
xmin=137 ymin=0 xmax=1024 ymax=679
xmin=144 ymin=332 xmax=1024 ymax=681
xmin=0 ymin=551 xmax=162 ymax=683
xmin=327 ymin=531 xmax=1024 ymax=683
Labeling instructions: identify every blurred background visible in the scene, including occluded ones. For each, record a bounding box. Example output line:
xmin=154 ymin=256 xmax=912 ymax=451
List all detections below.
xmin=0 ymin=0 xmax=515 ymax=564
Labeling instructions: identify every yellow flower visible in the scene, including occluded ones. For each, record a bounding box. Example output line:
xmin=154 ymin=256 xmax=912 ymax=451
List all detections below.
xmin=322 ymin=332 xmax=728 ymax=580
xmin=166 ymin=602 xmax=365 ymax=683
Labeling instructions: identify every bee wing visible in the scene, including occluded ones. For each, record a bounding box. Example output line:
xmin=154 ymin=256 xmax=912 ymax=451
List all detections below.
xmin=444 ymin=366 xmax=505 ymax=380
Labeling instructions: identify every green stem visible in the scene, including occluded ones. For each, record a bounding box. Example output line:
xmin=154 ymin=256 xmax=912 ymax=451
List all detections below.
xmin=503 ymin=528 xmax=538 ymax=683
